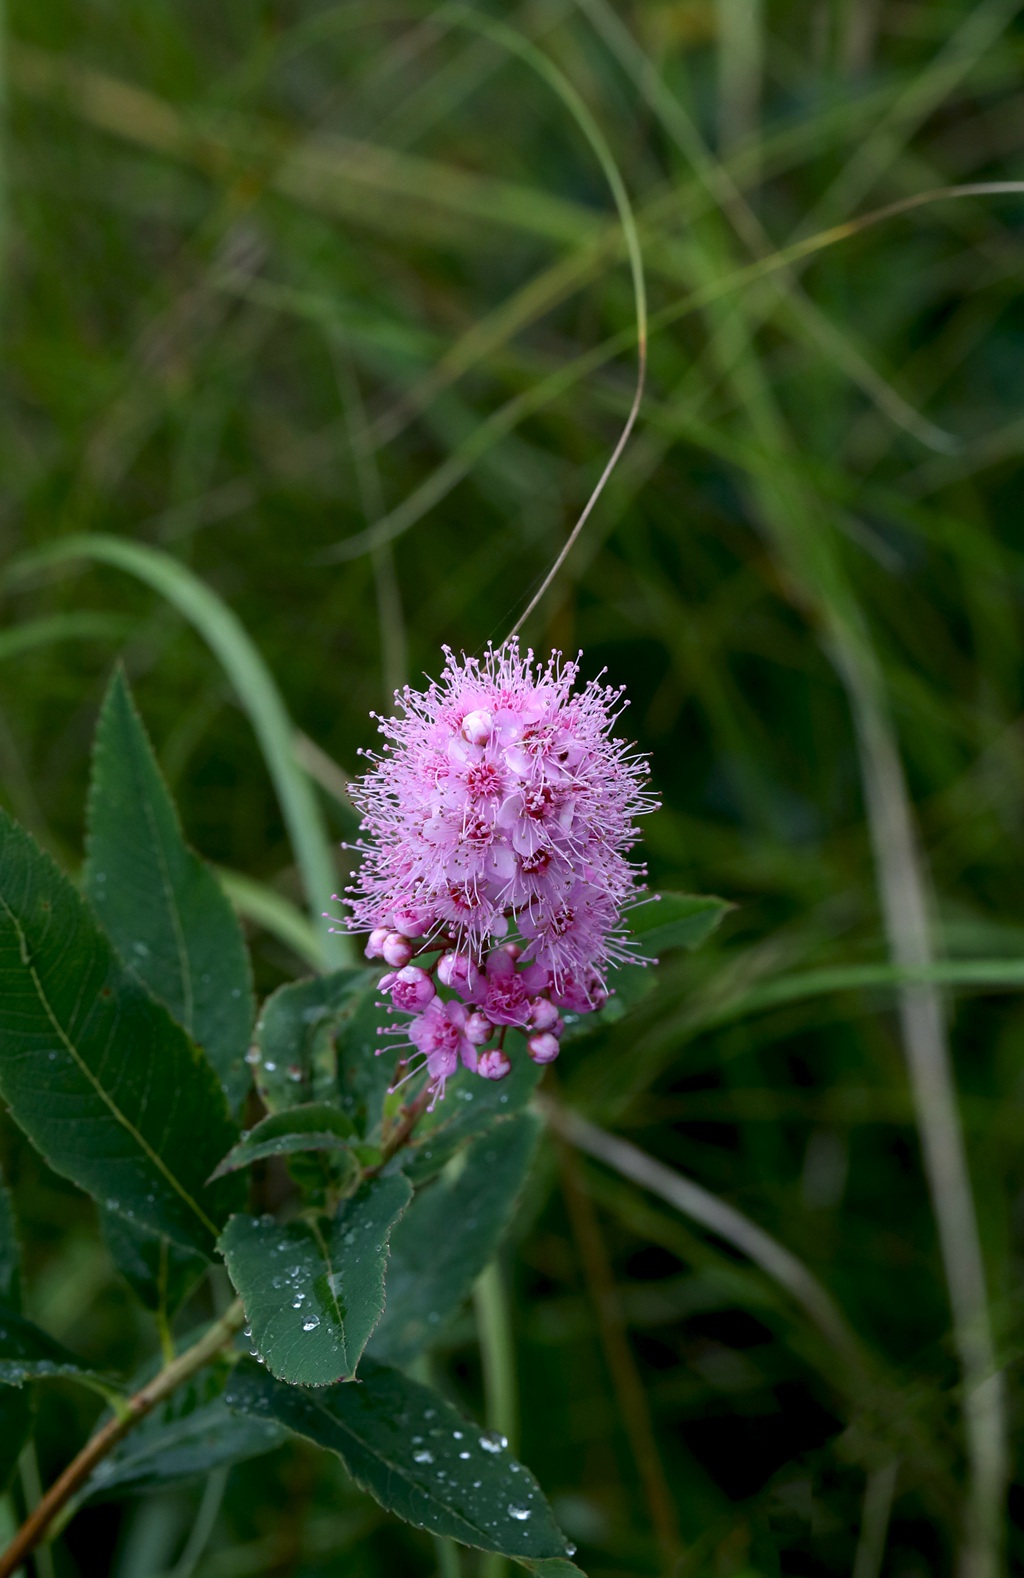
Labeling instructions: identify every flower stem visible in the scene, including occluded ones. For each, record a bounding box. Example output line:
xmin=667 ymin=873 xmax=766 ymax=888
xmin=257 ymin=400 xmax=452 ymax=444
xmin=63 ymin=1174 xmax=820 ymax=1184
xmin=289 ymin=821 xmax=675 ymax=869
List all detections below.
xmin=0 ymin=1299 xmax=246 ymax=1578
xmin=378 ymin=1081 xmax=433 ymax=1167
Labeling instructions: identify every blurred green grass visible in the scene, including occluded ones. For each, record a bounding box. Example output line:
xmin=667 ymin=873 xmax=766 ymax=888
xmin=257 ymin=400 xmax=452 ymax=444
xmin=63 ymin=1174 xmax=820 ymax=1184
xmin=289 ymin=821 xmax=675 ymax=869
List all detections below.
xmin=2 ymin=1 xmax=1024 ymax=1574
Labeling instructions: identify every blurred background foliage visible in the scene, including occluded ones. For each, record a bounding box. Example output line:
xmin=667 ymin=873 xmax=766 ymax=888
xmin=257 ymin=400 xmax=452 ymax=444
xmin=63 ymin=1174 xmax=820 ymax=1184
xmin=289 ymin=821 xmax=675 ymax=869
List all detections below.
xmin=2 ymin=0 xmax=1024 ymax=1574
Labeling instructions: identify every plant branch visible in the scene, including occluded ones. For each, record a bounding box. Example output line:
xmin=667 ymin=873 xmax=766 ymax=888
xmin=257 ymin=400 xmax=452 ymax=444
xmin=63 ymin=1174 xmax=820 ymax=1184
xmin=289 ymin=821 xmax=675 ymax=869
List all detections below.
xmin=377 ymin=1081 xmax=434 ymax=1168
xmin=0 ymin=1298 xmax=246 ymax=1578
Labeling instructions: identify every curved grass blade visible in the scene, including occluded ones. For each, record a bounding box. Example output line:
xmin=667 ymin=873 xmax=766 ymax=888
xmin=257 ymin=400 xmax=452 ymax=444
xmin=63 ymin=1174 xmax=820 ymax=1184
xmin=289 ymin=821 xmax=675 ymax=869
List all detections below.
xmin=84 ymin=667 xmax=255 ymax=1109
xmin=219 ymin=1172 xmax=411 ymax=1386
xmin=225 ymin=1357 xmax=574 ymax=1564
xmin=0 ymin=810 xmax=244 ymax=1256
xmin=216 ymin=868 xmax=324 ymax=973
xmin=0 ymin=612 xmax=133 ymax=664
xmin=9 ymin=534 xmax=350 ymax=968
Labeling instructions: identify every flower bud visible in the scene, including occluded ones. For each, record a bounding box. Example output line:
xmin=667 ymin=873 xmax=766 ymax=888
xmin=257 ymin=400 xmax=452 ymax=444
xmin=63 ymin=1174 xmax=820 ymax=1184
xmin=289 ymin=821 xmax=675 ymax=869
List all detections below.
xmin=465 ymin=1011 xmax=494 ymax=1046
xmin=382 ymin=932 xmax=413 ymax=968
xmin=437 ymin=951 xmax=481 ymax=996
xmin=392 ymin=901 xmax=432 ymax=938
xmin=478 ymin=1048 xmax=512 ymax=1080
xmin=365 ymin=926 xmax=390 ymax=960
xmin=527 ymin=1032 xmax=560 ymax=1065
xmin=460 ymin=709 xmax=493 ymax=745
xmin=527 ymin=997 xmax=562 ymax=1035
xmin=389 ymin=965 xmax=436 ymax=1012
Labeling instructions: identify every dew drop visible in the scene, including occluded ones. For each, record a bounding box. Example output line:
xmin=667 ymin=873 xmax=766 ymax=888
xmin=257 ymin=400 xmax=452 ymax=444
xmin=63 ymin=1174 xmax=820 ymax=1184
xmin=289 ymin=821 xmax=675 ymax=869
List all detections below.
xmin=565 ymin=1543 xmax=577 ymax=1557
xmin=264 ymin=1061 xmax=277 ymax=1073
xmin=479 ymin=1432 xmax=507 ymax=1453
xmin=412 ymin=1449 xmax=434 ymax=1465
xmin=459 ymin=1451 xmax=471 ymax=1460
xmin=302 ymin=1315 xmax=320 ymax=1332
xmin=292 ymin=1294 xmax=305 ymax=1309
xmin=508 ymin=1505 xmax=530 ymax=1522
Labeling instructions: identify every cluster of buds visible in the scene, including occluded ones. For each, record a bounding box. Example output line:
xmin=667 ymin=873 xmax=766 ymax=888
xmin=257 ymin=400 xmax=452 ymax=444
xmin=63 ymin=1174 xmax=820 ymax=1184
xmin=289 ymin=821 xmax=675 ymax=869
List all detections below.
xmin=345 ymin=641 xmax=655 ymax=1104
xmin=366 ymin=932 xmax=604 ymax=1100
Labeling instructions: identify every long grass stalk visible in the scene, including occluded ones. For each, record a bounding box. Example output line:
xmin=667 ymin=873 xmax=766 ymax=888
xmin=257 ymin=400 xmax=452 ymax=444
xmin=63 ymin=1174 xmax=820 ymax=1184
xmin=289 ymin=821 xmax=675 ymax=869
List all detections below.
xmin=838 ymin=652 xmax=1005 ymax=1578
xmin=7 ymin=535 xmax=351 ymax=968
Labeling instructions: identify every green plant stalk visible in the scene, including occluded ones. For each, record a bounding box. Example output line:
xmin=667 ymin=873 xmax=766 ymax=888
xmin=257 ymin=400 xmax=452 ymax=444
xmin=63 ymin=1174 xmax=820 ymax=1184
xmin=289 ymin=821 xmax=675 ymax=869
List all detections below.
xmin=217 ymin=867 xmax=325 ymax=973
xmin=0 ymin=1300 xmax=246 ymax=1578
xmin=474 ymin=1262 xmax=518 ymax=1578
xmin=169 ymin=1465 xmax=229 ymax=1578
xmin=852 ymin=1461 xmax=900 ymax=1578
xmin=17 ymin=1443 xmax=53 ymax=1578
xmin=473 ymin=1262 xmax=517 ymax=1451
xmin=7 ymin=536 xmax=351 ymax=968
xmin=715 ymin=0 xmax=763 ymax=158
xmin=839 ymin=653 xmax=1005 ymax=1578
xmin=663 ymin=180 xmax=1005 ymax=1576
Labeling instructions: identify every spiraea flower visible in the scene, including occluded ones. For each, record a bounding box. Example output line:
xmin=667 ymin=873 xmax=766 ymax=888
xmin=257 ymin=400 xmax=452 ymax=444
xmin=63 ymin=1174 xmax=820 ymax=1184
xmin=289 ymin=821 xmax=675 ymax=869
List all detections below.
xmin=344 ymin=640 xmax=656 ymax=1103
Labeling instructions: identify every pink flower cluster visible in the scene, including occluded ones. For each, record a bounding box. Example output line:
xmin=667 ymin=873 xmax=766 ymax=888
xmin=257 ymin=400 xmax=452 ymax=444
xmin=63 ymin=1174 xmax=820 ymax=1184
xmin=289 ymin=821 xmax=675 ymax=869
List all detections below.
xmin=345 ymin=641 xmax=655 ymax=1102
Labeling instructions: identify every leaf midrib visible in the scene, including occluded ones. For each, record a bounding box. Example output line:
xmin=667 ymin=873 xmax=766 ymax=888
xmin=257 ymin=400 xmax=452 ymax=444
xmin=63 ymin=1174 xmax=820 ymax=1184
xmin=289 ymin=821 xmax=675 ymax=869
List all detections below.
xmin=0 ymin=892 xmax=218 ymax=1242
xmin=304 ymin=1391 xmax=498 ymax=1549
xmin=307 ymin=1214 xmax=350 ymax=1374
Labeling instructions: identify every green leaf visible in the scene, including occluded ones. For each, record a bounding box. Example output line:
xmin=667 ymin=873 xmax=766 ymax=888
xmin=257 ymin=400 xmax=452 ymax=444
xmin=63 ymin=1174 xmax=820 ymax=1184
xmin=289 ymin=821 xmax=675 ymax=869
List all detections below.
xmin=254 ymin=968 xmax=378 ymax=1115
xmin=335 ymin=984 xmax=401 ymax=1137
xmin=0 ymin=1169 xmax=31 ymax=1492
xmin=0 ymin=1309 xmax=112 ymax=1389
xmin=10 ymin=534 xmax=350 ymax=967
xmin=0 ymin=1168 xmax=21 ymax=1311
xmin=86 ymin=1370 xmax=284 ymax=1499
xmin=226 ymin=1357 xmax=572 ymax=1561
xmin=372 ymin=1114 xmax=540 ymax=1366
xmin=518 ymin=1563 xmax=587 ymax=1577
xmin=628 ymin=892 xmax=733 ymax=958
xmin=84 ymin=668 xmax=255 ymax=1110
xmin=100 ymin=1207 xmax=207 ymax=1318
xmin=219 ymin=1173 xmax=412 ymax=1385
xmin=0 ymin=809 xmax=245 ymax=1257
xmin=0 ymin=1389 xmax=31 ymax=1493
xmin=211 ymin=1104 xmax=357 ymax=1180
